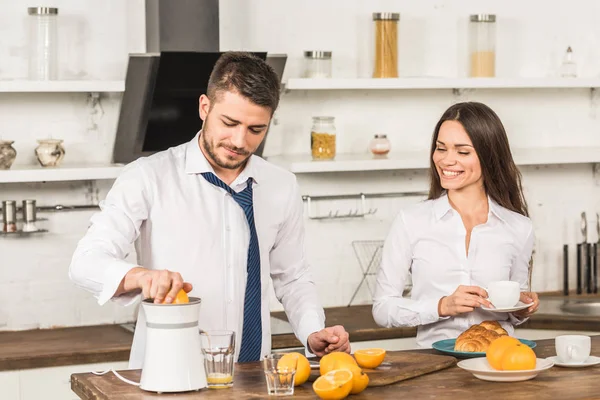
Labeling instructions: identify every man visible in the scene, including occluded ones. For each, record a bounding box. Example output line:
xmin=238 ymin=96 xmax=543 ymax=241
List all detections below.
xmin=69 ymin=52 xmax=350 ymax=368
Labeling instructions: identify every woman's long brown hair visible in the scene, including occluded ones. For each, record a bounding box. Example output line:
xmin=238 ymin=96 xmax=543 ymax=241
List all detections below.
xmin=428 ymin=102 xmax=529 ymax=218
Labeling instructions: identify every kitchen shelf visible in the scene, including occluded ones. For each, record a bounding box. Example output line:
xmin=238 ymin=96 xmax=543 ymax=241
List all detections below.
xmin=0 ymin=164 xmax=124 ymax=183
xmin=0 ymin=229 xmax=48 ymax=237
xmin=285 ymin=77 xmax=600 ymax=91
xmin=0 ymin=80 xmax=125 ymax=93
xmin=268 ymin=147 xmax=600 ymax=173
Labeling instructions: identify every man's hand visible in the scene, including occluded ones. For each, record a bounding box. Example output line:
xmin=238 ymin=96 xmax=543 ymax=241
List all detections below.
xmin=307 ymin=325 xmax=350 ymax=357
xmin=512 ymin=291 xmax=539 ymax=318
xmin=119 ymin=267 xmax=193 ymax=304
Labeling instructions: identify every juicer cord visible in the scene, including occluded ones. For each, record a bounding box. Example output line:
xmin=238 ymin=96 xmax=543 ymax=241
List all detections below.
xmin=92 ymin=369 xmax=140 ymax=386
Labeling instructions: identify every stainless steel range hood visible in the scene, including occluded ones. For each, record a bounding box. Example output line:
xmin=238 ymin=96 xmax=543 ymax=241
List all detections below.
xmin=113 ymin=0 xmax=287 ymax=164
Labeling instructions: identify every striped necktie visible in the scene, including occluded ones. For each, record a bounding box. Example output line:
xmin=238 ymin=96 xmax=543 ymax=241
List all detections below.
xmin=201 ymin=172 xmax=262 ymax=362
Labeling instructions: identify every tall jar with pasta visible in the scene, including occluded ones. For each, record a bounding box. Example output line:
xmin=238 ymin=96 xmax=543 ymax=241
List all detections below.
xmin=469 ymin=14 xmax=496 ymax=77
xmin=372 ymin=12 xmax=400 ymax=78
xmin=311 ymin=117 xmax=336 ymax=161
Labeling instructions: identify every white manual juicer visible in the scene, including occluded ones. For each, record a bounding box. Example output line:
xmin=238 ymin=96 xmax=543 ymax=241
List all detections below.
xmin=139 ymin=297 xmax=207 ymax=392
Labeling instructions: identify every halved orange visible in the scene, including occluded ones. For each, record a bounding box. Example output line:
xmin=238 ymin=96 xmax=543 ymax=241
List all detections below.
xmin=353 ymin=348 xmax=386 ymax=369
xmin=312 ymin=369 xmax=353 ymax=400
xmin=319 ymin=352 xmax=357 ymax=376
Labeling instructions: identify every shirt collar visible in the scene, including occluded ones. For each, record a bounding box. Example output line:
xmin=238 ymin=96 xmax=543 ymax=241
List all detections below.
xmin=433 ymin=192 xmax=507 ymax=223
xmin=488 ymin=198 xmax=508 ymax=223
xmin=433 ymin=193 xmax=453 ymax=220
xmin=184 ymin=130 xmax=259 ymax=184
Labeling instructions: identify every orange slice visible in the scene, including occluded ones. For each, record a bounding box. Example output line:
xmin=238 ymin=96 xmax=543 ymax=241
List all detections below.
xmin=313 ymin=369 xmax=353 ymax=400
xmin=353 ymin=348 xmax=386 ymax=369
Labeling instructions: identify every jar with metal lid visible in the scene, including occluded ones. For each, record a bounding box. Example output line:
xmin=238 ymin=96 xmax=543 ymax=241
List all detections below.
xmin=303 ymin=51 xmax=332 ymax=78
xmin=2 ymin=200 xmax=17 ymax=233
xmin=311 ymin=117 xmax=336 ymax=160
xmin=28 ymin=7 xmax=59 ymax=80
xmin=369 ymin=134 xmax=391 ymax=157
xmin=469 ymin=14 xmax=496 ymax=77
xmin=22 ymin=199 xmax=38 ymax=232
xmin=372 ymin=12 xmax=400 ymax=78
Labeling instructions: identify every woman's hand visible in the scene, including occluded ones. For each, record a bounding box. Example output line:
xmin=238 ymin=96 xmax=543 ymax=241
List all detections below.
xmin=512 ymin=292 xmax=539 ymax=318
xmin=438 ymin=285 xmax=493 ymax=317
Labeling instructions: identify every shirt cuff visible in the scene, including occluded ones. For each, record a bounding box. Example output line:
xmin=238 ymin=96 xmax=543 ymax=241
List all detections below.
xmin=412 ymin=297 xmax=449 ymax=325
xmin=508 ymin=313 xmax=529 ymax=326
xmin=296 ymin=311 xmax=325 ymax=355
xmin=97 ymin=260 xmax=139 ymax=306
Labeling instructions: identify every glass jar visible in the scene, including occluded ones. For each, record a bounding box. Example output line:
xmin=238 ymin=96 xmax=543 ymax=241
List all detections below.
xmin=311 ymin=117 xmax=336 ymax=160
xmin=372 ymin=12 xmax=400 ymax=78
xmin=469 ymin=14 xmax=496 ymax=77
xmin=303 ymin=51 xmax=332 ymax=78
xmin=369 ymin=134 xmax=391 ymax=157
xmin=2 ymin=200 xmax=17 ymax=233
xmin=28 ymin=7 xmax=59 ymax=80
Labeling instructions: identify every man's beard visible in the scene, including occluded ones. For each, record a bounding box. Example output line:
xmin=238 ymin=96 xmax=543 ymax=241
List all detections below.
xmin=201 ymin=120 xmax=251 ymax=170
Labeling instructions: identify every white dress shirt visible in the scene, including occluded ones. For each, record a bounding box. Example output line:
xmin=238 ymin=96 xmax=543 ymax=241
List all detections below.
xmin=372 ymin=194 xmax=534 ymax=348
xmin=69 ymin=131 xmax=325 ymax=368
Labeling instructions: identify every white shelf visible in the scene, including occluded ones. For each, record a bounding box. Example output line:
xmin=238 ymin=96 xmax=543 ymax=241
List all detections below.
xmin=285 ymin=77 xmax=600 ymax=91
xmin=0 ymin=164 xmax=124 ymax=183
xmin=0 ymin=80 xmax=125 ymax=93
xmin=268 ymin=147 xmax=600 ymax=173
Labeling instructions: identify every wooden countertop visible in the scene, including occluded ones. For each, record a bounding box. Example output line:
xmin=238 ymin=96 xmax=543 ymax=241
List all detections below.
xmin=70 ymin=336 xmax=600 ymax=399
xmin=0 ymin=325 xmax=132 ymax=371
xmin=271 ymin=305 xmax=416 ymax=349
xmin=3 ymin=296 xmax=600 ymax=372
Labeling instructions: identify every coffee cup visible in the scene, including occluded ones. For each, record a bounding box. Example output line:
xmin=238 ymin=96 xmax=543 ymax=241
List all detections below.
xmin=487 ymin=281 xmax=520 ymax=309
xmin=555 ymin=335 xmax=591 ymax=364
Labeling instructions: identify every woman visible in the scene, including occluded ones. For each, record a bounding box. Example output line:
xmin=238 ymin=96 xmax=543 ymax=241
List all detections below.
xmin=372 ymin=102 xmax=540 ymax=348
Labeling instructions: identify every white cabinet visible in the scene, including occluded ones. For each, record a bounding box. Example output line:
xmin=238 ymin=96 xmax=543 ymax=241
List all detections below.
xmin=0 ymin=361 xmax=129 ymax=400
xmin=0 ymin=370 xmax=20 ymax=400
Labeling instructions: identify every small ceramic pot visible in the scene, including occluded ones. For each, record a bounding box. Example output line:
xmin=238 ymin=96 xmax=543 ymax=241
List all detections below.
xmin=0 ymin=140 xmax=17 ymax=169
xmin=35 ymin=139 xmax=65 ymax=167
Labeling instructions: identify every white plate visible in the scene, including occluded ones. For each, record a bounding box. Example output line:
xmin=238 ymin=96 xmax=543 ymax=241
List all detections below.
xmin=481 ymin=301 xmax=533 ymax=313
xmin=546 ymin=355 xmax=600 ymax=368
xmin=457 ymin=357 xmax=554 ymax=382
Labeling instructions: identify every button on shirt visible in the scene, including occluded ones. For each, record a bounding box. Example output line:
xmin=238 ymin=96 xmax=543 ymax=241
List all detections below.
xmin=372 ymin=194 xmax=534 ymax=348
xmin=69 ymin=131 xmax=325 ymax=368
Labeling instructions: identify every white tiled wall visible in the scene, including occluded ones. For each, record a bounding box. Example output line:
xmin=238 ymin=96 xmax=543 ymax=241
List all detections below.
xmin=2 ymin=0 xmax=600 ymax=328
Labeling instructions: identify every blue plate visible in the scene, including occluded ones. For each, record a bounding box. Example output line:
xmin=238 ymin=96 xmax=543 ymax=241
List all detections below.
xmin=432 ymin=338 xmax=537 ymax=358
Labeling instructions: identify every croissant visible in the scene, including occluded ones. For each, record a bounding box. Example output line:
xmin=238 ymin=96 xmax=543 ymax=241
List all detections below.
xmin=479 ymin=320 xmax=508 ymax=336
xmin=454 ymin=320 xmax=508 ymax=352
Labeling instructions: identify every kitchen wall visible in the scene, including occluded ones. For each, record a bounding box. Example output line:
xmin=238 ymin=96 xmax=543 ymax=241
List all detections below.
xmin=1 ymin=0 xmax=600 ymax=330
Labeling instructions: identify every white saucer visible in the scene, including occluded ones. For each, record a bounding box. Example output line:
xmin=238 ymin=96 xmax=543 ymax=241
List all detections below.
xmin=481 ymin=301 xmax=533 ymax=313
xmin=546 ymin=356 xmax=600 ymax=368
xmin=457 ymin=357 xmax=554 ymax=382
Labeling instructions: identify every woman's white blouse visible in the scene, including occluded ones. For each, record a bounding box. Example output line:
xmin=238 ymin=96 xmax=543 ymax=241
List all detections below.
xmin=372 ymin=194 xmax=534 ymax=348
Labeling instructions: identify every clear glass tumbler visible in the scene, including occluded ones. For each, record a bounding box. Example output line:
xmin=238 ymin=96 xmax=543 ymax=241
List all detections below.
xmin=200 ymin=330 xmax=235 ymax=389
xmin=263 ymin=353 xmax=297 ymax=396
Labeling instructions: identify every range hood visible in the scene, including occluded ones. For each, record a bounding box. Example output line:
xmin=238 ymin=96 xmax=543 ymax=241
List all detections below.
xmin=113 ymin=0 xmax=287 ymax=164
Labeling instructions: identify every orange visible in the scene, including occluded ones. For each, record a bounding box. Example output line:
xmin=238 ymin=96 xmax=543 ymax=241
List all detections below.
xmin=162 ymin=289 xmax=189 ymax=304
xmin=278 ymin=352 xmax=311 ymax=386
xmin=486 ymin=336 xmax=520 ymax=370
xmin=500 ymin=343 xmax=537 ymax=371
xmin=345 ymin=363 xmax=369 ymax=395
xmin=313 ymin=369 xmax=353 ymax=400
xmin=319 ymin=352 xmax=357 ymax=376
xmin=353 ymin=348 xmax=386 ymax=369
